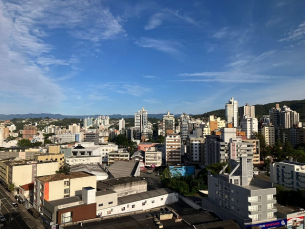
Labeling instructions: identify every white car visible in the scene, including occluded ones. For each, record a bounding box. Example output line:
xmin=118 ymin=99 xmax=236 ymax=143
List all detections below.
xmin=12 ymin=202 xmax=18 ymax=207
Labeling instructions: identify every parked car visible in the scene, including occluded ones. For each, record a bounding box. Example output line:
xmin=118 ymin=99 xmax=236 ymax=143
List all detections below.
xmin=12 ymin=202 xmax=18 ymax=207
xmin=0 ymin=215 xmax=6 ymax=222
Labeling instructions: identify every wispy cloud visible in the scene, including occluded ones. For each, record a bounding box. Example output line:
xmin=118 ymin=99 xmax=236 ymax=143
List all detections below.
xmin=143 ymin=75 xmax=156 ymax=79
xmin=135 ymin=37 xmax=183 ymax=56
xmin=143 ymin=99 xmax=160 ymax=104
xmin=266 ymin=18 xmax=282 ymax=27
xmin=178 ymin=72 xmax=284 ymax=83
xmin=279 ymin=21 xmax=305 ymax=42
xmin=144 ymin=8 xmax=200 ymax=30
xmin=144 ymin=13 xmax=164 ymax=30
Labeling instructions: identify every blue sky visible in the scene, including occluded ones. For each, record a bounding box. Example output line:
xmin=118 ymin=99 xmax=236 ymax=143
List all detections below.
xmin=1 ymin=0 xmax=305 ymax=115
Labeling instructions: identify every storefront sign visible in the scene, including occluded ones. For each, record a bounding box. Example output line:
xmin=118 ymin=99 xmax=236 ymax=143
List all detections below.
xmin=287 ymin=216 xmax=304 ymax=229
xmin=247 ymin=219 xmax=287 ymax=229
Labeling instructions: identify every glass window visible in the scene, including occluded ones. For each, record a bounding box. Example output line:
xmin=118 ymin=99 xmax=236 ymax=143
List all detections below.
xmin=108 ymin=201 xmax=113 ymax=204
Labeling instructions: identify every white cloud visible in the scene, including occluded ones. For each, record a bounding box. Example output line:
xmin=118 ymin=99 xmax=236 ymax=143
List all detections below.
xmin=266 ymin=18 xmax=282 ymax=27
xmin=144 ymin=13 xmax=164 ymax=30
xmin=178 ymin=72 xmax=284 ymax=83
xmin=143 ymin=99 xmax=160 ymax=104
xmin=135 ymin=37 xmax=183 ymax=56
xmin=279 ymin=21 xmax=305 ymax=42
xmin=143 ymin=75 xmax=156 ymax=79
xmin=213 ymin=27 xmax=229 ymax=39
xmin=0 ymin=1 xmax=65 ymax=108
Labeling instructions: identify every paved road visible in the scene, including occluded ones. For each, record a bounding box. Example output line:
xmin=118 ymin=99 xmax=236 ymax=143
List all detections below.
xmin=0 ymin=187 xmax=33 ymax=229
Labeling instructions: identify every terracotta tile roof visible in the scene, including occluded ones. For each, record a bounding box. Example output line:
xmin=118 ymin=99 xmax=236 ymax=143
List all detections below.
xmin=36 ymin=171 xmax=93 ymax=183
xmin=20 ymin=182 xmax=34 ymax=191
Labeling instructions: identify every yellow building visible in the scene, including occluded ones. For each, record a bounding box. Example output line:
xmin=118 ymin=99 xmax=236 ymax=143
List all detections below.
xmin=48 ymin=145 xmax=60 ymax=154
xmin=34 ymin=154 xmax=65 ymax=165
xmin=0 ymin=159 xmax=60 ymax=191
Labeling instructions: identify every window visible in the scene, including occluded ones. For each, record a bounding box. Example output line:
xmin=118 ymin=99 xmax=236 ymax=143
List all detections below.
xmin=267 ymin=203 xmax=273 ymax=209
xmin=249 ymin=214 xmax=259 ymax=221
xmin=64 ymin=181 xmax=70 ymax=186
xmin=161 ymin=198 xmax=163 ymax=201
xmin=64 ymin=188 xmax=70 ymax=194
xmin=99 ymin=203 xmax=103 ymax=207
xmin=108 ymin=201 xmax=113 ymax=204
xmin=267 ymin=194 xmax=274 ymax=200
xmin=132 ymin=205 xmax=135 ymax=208
xmin=142 ymin=201 xmax=146 ymax=206
xmin=152 ymin=200 xmax=155 ymax=203
xmin=122 ymin=207 xmax=125 ymax=211
xmin=267 ymin=212 xmax=274 ymax=219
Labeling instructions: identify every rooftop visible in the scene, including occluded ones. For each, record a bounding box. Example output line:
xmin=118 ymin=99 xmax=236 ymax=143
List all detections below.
xmin=37 ymin=171 xmax=93 ymax=183
xmin=108 ymin=161 xmax=138 ymax=178
xmin=97 ymin=177 xmax=145 ymax=190
xmin=47 ymin=196 xmax=82 ymax=207
xmin=118 ymin=188 xmax=173 ymax=205
xmin=96 ymin=189 xmax=116 ymax=196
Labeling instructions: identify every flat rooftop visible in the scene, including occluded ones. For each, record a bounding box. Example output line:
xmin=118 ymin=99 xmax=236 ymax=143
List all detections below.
xmin=47 ymin=196 xmax=82 ymax=207
xmin=96 ymin=189 xmax=116 ymax=196
xmin=97 ymin=177 xmax=145 ymax=190
xmin=37 ymin=171 xmax=93 ymax=182
xmin=275 ymin=203 xmax=300 ymax=215
xmin=118 ymin=188 xmax=173 ymax=205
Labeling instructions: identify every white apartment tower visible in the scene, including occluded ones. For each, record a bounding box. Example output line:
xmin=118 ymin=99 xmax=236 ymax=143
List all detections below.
xmin=225 ymin=97 xmax=238 ymax=127
xmin=119 ymin=118 xmax=125 ymax=131
xmin=163 ymin=111 xmax=175 ymax=136
xmin=240 ymin=116 xmax=258 ymax=139
xmin=134 ymin=108 xmax=148 ymax=139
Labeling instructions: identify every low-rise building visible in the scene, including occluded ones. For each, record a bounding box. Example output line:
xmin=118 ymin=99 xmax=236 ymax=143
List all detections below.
xmin=145 ymin=147 xmax=162 ymax=167
xmin=0 ymin=159 xmax=59 ymax=191
xmin=34 ymin=171 xmax=96 ymax=212
xmin=270 ymin=161 xmax=305 ymax=190
xmin=107 ymin=150 xmax=130 ymax=165
xmin=97 ymin=177 xmax=147 ymax=198
xmin=65 ymin=156 xmax=102 ymax=166
xmin=34 ymin=153 xmax=65 ymax=165
xmin=70 ymin=163 xmax=108 ymax=181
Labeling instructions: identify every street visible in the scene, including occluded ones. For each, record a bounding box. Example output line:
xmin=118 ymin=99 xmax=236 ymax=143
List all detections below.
xmin=0 ymin=186 xmax=34 ymax=229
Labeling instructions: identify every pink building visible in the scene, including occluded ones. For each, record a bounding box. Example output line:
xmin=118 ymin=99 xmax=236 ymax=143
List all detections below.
xmin=137 ymin=142 xmax=157 ymax=152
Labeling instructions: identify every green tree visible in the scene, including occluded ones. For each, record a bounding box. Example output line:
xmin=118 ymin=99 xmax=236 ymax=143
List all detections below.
xmin=56 ymin=164 xmax=70 ymax=175
xmin=17 ymin=139 xmax=32 ymax=147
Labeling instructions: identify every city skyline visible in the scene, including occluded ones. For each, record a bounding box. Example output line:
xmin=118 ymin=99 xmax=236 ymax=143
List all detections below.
xmin=1 ymin=0 xmax=305 ymax=115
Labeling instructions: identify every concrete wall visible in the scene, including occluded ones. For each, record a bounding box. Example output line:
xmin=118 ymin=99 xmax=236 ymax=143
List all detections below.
xmin=96 ymin=192 xmax=118 ymax=211
xmin=97 ymin=192 xmax=178 ymax=217
xmin=112 ymin=180 xmax=147 ymax=197
xmin=49 ymin=146 xmax=60 ymax=154
xmin=49 ymin=180 xmax=65 ymax=201
xmin=12 ymin=164 xmax=32 ymax=187
xmin=70 ymin=176 xmax=96 ymax=196
xmin=36 ymin=162 xmax=60 ymax=176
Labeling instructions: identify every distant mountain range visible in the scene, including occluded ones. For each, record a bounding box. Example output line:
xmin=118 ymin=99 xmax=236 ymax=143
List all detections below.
xmin=192 ymin=99 xmax=305 ymax=121
xmin=0 ymin=113 xmax=184 ymax=120
xmin=1 ymin=99 xmax=304 ymax=120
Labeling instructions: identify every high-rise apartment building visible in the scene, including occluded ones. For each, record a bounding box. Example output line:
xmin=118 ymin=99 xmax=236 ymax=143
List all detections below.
xmin=225 ymin=97 xmax=238 ymax=127
xmin=119 ymin=118 xmax=125 ymax=131
xmin=180 ymin=113 xmax=190 ymax=141
xmin=23 ymin=125 xmax=37 ymax=139
xmin=83 ymin=117 xmax=93 ymax=128
xmin=163 ymin=111 xmax=175 ymax=136
xmin=69 ymin=123 xmax=80 ymax=134
xmin=269 ymin=104 xmax=299 ymax=129
xmin=205 ymin=153 xmax=277 ymax=228
xmin=165 ymin=134 xmax=181 ymax=165
xmin=239 ymin=103 xmax=255 ymax=119
xmin=134 ymin=108 xmax=149 ymax=140
xmin=240 ymin=116 xmax=258 ymax=139
xmin=261 ymin=126 xmax=275 ymax=146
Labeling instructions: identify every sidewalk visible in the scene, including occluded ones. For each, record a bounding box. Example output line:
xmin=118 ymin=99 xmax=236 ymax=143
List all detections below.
xmin=0 ymin=185 xmax=44 ymax=229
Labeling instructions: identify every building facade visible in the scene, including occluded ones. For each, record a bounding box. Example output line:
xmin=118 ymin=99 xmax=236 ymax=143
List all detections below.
xmin=165 ymin=134 xmax=181 ymax=165
xmin=225 ymin=97 xmax=238 ymax=128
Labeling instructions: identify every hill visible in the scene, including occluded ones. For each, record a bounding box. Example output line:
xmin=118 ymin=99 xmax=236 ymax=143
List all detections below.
xmin=192 ymin=99 xmax=305 ymax=121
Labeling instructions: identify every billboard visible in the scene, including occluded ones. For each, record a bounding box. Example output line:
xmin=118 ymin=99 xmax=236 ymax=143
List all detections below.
xmin=247 ymin=219 xmax=287 ymax=229
xmin=287 ymin=216 xmax=304 ymax=229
